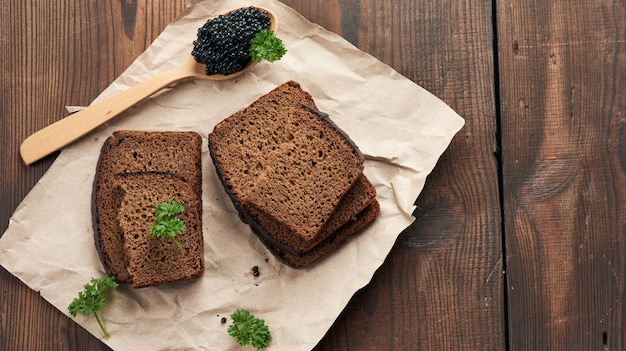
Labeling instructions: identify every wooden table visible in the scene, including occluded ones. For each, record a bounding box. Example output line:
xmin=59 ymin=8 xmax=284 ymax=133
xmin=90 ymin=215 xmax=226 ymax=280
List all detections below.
xmin=2 ymin=1 xmax=624 ymax=350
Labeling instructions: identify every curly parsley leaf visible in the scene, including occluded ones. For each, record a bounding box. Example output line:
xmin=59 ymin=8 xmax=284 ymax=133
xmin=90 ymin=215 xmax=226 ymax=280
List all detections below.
xmin=149 ymin=200 xmax=186 ymax=250
xmin=228 ymin=309 xmax=272 ymax=349
xmin=249 ymin=29 xmax=286 ymax=63
xmin=68 ymin=276 xmax=118 ymax=338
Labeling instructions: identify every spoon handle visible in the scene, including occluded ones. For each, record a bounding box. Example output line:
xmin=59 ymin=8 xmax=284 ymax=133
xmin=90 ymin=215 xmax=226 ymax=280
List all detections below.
xmin=20 ymin=64 xmax=193 ymax=165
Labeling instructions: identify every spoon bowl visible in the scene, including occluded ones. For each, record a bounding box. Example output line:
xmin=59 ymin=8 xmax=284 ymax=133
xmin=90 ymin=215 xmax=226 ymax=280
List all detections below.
xmin=190 ymin=6 xmax=278 ymax=81
xmin=20 ymin=6 xmax=277 ymax=165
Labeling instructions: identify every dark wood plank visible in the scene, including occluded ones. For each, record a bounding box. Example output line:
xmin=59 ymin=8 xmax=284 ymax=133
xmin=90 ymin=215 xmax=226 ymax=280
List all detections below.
xmin=0 ymin=1 xmax=188 ymax=350
xmin=279 ymin=0 xmax=505 ymax=349
xmin=497 ymin=0 xmax=626 ymax=349
xmin=2 ymin=1 xmax=504 ymax=350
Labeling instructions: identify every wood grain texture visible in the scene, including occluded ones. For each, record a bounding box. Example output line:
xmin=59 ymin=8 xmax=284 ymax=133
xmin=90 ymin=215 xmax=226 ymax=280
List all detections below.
xmin=279 ymin=0 xmax=505 ymax=349
xmin=2 ymin=1 xmax=504 ymax=349
xmin=497 ymin=0 xmax=626 ymax=350
xmin=0 ymin=1 xmax=188 ymax=350
xmin=6 ymin=0 xmax=625 ymax=350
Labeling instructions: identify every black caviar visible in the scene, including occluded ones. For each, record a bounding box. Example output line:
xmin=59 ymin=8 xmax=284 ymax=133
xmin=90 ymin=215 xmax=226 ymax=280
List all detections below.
xmin=191 ymin=7 xmax=271 ymax=75
xmin=252 ymin=265 xmax=260 ymax=277
xmin=221 ymin=317 xmax=227 ymax=324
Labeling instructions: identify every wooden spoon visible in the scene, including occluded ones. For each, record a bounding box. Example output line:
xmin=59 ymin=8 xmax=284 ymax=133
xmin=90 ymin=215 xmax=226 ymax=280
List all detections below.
xmin=20 ymin=7 xmax=277 ymax=165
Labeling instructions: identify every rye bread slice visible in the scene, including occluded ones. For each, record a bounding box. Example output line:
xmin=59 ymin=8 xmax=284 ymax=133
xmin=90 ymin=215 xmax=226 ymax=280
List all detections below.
xmin=114 ymin=172 xmax=204 ymax=288
xmin=239 ymin=105 xmax=365 ymax=252
xmin=209 ymin=81 xmax=376 ymax=266
xmin=208 ymin=80 xmax=319 ymax=198
xmin=93 ymin=131 xmax=202 ymax=282
xmin=255 ymin=200 xmax=380 ymax=268
xmin=246 ymin=174 xmax=377 ymax=255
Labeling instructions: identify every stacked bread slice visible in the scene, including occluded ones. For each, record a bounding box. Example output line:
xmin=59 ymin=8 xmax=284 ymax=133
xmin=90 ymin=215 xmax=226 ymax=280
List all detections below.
xmin=93 ymin=131 xmax=204 ymax=288
xmin=208 ymin=81 xmax=379 ymax=268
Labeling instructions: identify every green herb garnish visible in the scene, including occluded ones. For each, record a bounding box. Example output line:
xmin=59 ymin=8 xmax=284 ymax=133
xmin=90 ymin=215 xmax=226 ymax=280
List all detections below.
xmin=68 ymin=276 xmax=118 ymax=338
xmin=228 ymin=309 xmax=272 ymax=350
xmin=149 ymin=200 xmax=186 ymax=250
xmin=249 ymin=29 xmax=287 ymax=63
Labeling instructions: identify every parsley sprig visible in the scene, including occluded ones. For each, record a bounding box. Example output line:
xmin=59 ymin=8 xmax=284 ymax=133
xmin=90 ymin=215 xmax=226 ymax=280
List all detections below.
xmin=68 ymin=276 xmax=118 ymax=338
xmin=249 ymin=29 xmax=287 ymax=63
xmin=149 ymin=200 xmax=186 ymax=250
xmin=228 ymin=309 xmax=272 ymax=349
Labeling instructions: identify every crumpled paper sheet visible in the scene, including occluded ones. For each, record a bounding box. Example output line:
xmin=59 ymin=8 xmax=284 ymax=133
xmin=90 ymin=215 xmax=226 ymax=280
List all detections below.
xmin=0 ymin=0 xmax=464 ymax=350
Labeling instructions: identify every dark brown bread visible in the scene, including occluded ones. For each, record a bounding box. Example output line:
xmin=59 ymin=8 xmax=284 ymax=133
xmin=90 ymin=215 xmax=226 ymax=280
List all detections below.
xmin=209 ymin=81 xmax=378 ymax=267
xmin=209 ymin=82 xmax=365 ymax=251
xmin=240 ymin=104 xmax=365 ymax=250
xmin=115 ymin=172 xmax=204 ymax=288
xmin=255 ymin=200 xmax=380 ymax=268
xmin=209 ymin=80 xmax=319 ymax=199
xmin=318 ymin=176 xmax=377 ymax=242
xmin=93 ymin=131 xmax=202 ymax=283
xmin=247 ymin=175 xmax=377 ymax=255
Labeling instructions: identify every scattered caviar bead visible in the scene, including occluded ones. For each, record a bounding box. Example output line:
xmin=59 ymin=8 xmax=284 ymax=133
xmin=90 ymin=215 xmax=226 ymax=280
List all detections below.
xmin=252 ymin=265 xmax=260 ymax=277
xmin=191 ymin=6 xmax=270 ymax=75
xmin=221 ymin=317 xmax=227 ymax=324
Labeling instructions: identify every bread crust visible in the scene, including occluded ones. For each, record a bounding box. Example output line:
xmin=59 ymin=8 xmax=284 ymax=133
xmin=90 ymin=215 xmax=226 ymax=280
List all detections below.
xmin=208 ymin=81 xmax=379 ymax=267
xmin=257 ymin=200 xmax=380 ymax=268
xmin=114 ymin=171 xmax=204 ymax=288
xmin=92 ymin=131 xmax=203 ymax=285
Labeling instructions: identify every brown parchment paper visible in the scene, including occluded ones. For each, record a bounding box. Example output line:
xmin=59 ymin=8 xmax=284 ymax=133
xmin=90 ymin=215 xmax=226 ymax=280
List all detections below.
xmin=0 ymin=0 xmax=465 ymax=350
